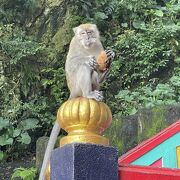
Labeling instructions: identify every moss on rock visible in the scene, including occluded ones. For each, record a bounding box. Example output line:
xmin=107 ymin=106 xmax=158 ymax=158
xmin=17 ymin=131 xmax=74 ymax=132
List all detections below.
xmin=106 ymin=104 xmax=180 ymax=155
xmin=105 ymin=114 xmax=138 ymax=156
xmin=138 ymin=106 xmax=167 ymax=143
xmin=105 ymin=118 xmax=124 ymax=155
xmin=29 ymin=0 xmax=82 ymax=63
xmin=52 ymin=15 xmax=82 ymax=53
xmin=47 ymin=0 xmax=64 ymax=8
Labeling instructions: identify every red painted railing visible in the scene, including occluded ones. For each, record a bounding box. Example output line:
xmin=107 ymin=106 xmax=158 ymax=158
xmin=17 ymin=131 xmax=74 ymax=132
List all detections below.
xmin=118 ymin=120 xmax=180 ymax=180
xmin=118 ymin=163 xmax=180 ymax=180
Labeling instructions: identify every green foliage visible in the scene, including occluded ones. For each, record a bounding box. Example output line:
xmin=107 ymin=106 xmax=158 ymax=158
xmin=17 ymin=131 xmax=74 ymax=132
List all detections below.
xmin=101 ymin=0 xmax=180 ymax=114
xmin=0 ymin=115 xmax=39 ymax=159
xmin=41 ymin=67 xmax=68 ymax=103
xmin=0 ymin=150 xmax=4 ymax=161
xmin=11 ymin=167 xmax=37 ymax=180
xmin=0 ymin=24 xmax=52 ymax=158
xmin=114 ymin=25 xmax=179 ymax=86
xmin=115 ymin=78 xmax=180 ymax=116
xmin=0 ymin=0 xmax=42 ymax=24
xmin=0 ymin=0 xmax=180 ymax=160
xmin=0 ymin=24 xmax=46 ymax=64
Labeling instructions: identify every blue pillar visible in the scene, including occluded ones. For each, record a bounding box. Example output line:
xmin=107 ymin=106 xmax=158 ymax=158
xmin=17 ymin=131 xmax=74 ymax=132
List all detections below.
xmin=50 ymin=143 xmax=118 ymax=180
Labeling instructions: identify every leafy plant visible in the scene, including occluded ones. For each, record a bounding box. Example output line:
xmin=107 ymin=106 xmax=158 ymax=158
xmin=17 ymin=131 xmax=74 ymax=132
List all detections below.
xmin=0 ymin=24 xmax=48 ymax=158
xmin=0 ymin=115 xmax=39 ymax=159
xmin=11 ymin=167 xmax=37 ymax=180
xmin=115 ymin=80 xmax=179 ymax=116
xmin=0 ymin=0 xmax=42 ymax=25
xmin=0 ymin=24 xmax=46 ymax=64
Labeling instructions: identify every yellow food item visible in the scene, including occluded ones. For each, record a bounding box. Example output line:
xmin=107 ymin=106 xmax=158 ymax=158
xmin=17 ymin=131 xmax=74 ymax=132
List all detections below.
xmin=97 ymin=51 xmax=108 ymax=72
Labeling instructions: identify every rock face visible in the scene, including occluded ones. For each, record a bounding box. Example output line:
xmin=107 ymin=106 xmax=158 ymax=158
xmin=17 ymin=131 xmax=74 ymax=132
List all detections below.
xmin=105 ymin=104 xmax=180 ymax=156
xmin=29 ymin=0 xmax=82 ymax=62
xmin=36 ymin=136 xmax=49 ymax=170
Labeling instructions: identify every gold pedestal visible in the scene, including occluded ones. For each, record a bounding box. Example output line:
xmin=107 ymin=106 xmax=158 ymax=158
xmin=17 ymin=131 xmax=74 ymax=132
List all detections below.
xmin=60 ymin=133 xmax=109 ymax=147
xmin=45 ymin=164 xmax=50 ymax=180
xmin=46 ymin=97 xmax=112 ymax=180
xmin=57 ymin=97 xmax=112 ymax=147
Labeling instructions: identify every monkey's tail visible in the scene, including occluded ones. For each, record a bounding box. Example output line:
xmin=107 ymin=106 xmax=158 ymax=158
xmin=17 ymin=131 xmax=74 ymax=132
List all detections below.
xmin=39 ymin=121 xmax=61 ymax=180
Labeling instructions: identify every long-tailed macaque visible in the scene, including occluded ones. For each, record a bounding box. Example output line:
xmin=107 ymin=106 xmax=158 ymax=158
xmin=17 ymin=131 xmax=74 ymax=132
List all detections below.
xmin=39 ymin=23 xmax=115 ymax=180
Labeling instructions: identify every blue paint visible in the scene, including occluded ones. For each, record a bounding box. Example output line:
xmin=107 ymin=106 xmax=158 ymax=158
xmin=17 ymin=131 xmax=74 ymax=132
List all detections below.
xmin=132 ymin=132 xmax=180 ymax=168
xmin=163 ymin=147 xmax=177 ymax=168
xmin=50 ymin=143 xmax=118 ymax=180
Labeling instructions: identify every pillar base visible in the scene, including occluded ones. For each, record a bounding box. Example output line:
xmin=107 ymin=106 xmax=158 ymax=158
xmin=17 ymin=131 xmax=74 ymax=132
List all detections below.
xmin=50 ymin=143 xmax=118 ymax=180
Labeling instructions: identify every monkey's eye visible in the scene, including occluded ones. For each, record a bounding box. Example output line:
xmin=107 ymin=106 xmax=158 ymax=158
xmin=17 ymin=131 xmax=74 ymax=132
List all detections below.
xmin=87 ymin=31 xmax=92 ymax=35
xmin=81 ymin=32 xmax=86 ymax=35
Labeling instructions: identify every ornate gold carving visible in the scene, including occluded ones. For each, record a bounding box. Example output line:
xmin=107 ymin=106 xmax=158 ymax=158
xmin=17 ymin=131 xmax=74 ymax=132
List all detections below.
xmin=57 ymin=97 xmax=112 ymax=146
xmin=45 ymin=164 xmax=50 ymax=180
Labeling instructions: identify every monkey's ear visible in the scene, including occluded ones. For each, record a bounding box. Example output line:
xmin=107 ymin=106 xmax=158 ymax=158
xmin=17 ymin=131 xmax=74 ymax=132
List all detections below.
xmin=91 ymin=24 xmax=99 ymax=32
xmin=91 ymin=24 xmax=100 ymax=36
xmin=92 ymin=24 xmax=97 ymax=29
xmin=73 ymin=27 xmax=78 ymax=34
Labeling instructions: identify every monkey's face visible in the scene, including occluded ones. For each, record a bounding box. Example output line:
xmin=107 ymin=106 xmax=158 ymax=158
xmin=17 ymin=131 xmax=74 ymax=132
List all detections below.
xmin=73 ymin=24 xmax=99 ymax=49
xmin=78 ymin=29 xmax=97 ymax=49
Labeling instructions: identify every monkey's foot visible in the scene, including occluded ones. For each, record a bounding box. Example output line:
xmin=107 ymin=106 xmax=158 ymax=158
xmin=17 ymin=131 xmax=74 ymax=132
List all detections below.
xmin=86 ymin=90 xmax=103 ymax=101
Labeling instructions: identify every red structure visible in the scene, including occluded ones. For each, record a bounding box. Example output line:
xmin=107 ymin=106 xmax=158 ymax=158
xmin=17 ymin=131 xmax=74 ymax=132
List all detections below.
xmin=119 ymin=164 xmax=180 ymax=180
xmin=118 ymin=120 xmax=180 ymax=180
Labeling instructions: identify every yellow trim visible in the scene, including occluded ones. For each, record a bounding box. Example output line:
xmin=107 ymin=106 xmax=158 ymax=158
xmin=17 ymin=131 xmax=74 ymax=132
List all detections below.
xmin=177 ymin=146 xmax=180 ymax=168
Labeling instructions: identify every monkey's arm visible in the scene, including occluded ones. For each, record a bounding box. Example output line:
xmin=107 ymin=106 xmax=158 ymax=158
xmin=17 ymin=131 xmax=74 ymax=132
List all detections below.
xmin=98 ymin=69 xmax=110 ymax=84
xmin=39 ymin=121 xmax=60 ymax=180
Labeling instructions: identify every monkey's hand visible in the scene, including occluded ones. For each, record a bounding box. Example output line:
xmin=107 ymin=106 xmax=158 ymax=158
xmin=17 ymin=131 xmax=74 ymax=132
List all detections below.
xmin=105 ymin=50 xmax=115 ymax=69
xmin=98 ymin=50 xmax=115 ymax=83
xmin=86 ymin=56 xmax=98 ymax=71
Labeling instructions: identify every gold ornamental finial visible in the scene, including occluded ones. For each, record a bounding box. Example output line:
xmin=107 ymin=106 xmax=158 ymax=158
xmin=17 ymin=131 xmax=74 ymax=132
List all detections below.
xmin=45 ymin=164 xmax=50 ymax=180
xmin=56 ymin=97 xmax=112 ymax=147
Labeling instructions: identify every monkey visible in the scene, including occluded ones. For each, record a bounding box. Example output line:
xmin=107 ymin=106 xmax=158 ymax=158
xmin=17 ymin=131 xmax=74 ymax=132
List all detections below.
xmin=39 ymin=23 xmax=115 ymax=180
xmin=66 ymin=23 xmax=115 ymax=101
